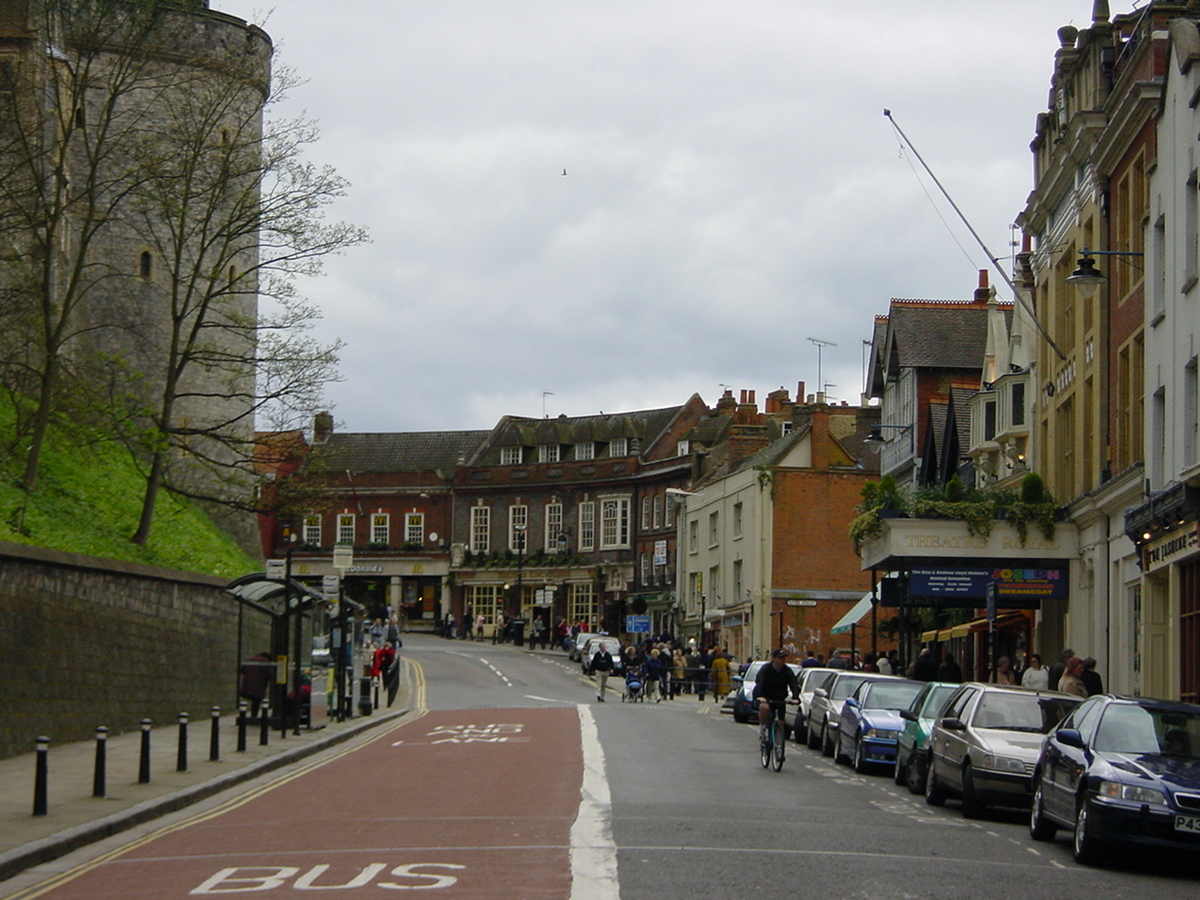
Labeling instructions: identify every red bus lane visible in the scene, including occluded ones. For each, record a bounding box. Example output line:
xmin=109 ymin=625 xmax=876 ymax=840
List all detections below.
xmin=20 ymin=707 xmax=585 ymax=900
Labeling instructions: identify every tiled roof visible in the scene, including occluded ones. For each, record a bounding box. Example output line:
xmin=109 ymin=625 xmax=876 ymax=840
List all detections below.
xmin=476 ymin=403 xmax=692 ymax=463
xmin=886 ymin=300 xmax=1012 ymax=369
xmin=312 ymin=431 xmax=490 ymax=473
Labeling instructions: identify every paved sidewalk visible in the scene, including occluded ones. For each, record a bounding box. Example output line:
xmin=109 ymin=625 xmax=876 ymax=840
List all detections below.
xmin=0 ymin=694 xmax=408 ymax=884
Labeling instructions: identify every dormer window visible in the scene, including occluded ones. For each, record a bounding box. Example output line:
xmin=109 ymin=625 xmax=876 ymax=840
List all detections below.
xmin=676 ymin=440 xmax=690 ymax=456
xmin=575 ymin=441 xmax=595 ymax=460
xmin=609 ymin=438 xmax=627 ymax=457
xmin=501 ymin=446 xmax=522 ymax=465
xmin=538 ymin=444 xmax=560 ymax=463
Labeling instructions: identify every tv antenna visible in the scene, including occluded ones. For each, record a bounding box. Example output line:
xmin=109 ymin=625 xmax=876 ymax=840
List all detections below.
xmin=808 ymin=337 xmax=837 ymax=400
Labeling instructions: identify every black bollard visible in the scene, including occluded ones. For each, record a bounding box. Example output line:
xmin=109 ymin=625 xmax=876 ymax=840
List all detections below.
xmin=236 ymin=702 xmax=248 ymax=753
xmin=373 ymin=677 xmax=380 ymax=710
xmin=259 ymin=702 xmax=270 ymax=747
xmin=92 ymin=726 xmax=108 ymax=798
xmin=176 ymin=712 xmax=189 ymax=772
xmin=32 ymin=736 xmax=49 ymax=816
xmin=209 ymin=706 xmax=221 ymax=762
xmin=138 ymin=718 xmax=152 ymax=784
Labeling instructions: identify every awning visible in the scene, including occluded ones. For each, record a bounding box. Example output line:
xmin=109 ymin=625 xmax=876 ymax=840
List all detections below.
xmin=922 ymin=612 xmax=1029 ymax=642
xmin=830 ymin=593 xmax=874 ymax=635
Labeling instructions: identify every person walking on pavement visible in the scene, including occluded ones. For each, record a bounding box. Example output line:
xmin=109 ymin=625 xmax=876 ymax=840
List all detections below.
xmin=710 ymin=648 xmax=731 ymax=702
xmin=475 ymin=612 xmax=486 ymax=641
xmin=1047 ymin=648 xmax=1074 ymax=691
xmin=239 ymin=651 xmax=271 ymax=717
xmin=1057 ymin=656 xmax=1088 ymax=697
xmin=1081 ymin=657 xmax=1105 ymax=696
xmin=910 ymin=646 xmax=937 ymax=681
xmin=1021 ymin=653 xmax=1049 ymax=689
xmin=591 ymin=643 xmax=615 ymax=701
xmin=936 ymin=652 xmax=963 ymax=683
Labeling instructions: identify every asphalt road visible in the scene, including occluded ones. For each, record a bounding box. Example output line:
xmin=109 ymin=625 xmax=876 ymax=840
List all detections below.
xmin=4 ymin=635 xmax=1198 ymax=900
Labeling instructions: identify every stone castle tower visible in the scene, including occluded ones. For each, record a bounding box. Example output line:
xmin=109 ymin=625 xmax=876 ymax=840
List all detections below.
xmin=0 ymin=0 xmax=272 ymax=553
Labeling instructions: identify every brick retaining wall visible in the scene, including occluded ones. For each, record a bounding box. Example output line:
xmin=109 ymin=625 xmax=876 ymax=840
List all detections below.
xmin=0 ymin=542 xmax=268 ymax=760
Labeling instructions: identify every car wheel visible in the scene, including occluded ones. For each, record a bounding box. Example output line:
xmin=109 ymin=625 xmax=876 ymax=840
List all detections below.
xmin=733 ymin=705 xmax=748 ymax=724
xmin=853 ymin=737 xmax=870 ymax=774
xmin=925 ymin=762 xmax=947 ymax=806
xmin=1029 ymin=779 xmax=1057 ymax=841
xmin=960 ymin=762 xmax=984 ymax=819
xmin=806 ymin=720 xmax=821 ymax=750
xmin=1073 ymin=797 xmax=1104 ymax=866
xmin=821 ymin=723 xmax=835 ymax=758
xmin=906 ymin=751 xmax=927 ymax=795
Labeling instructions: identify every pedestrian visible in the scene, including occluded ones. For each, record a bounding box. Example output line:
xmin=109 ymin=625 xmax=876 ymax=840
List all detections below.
xmin=1081 ymin=657 xmax=1104 ymax=696
xmin=1048 ymin=648 xmax=1074 ymax=692
xmin=475 ymin=612 xmax=486 ymax=642
xmin=531 ymin=615 xmax=546 ymax=649
xmin=876 ymin=653 xmax=892 ymax=676
xmin=671 ymin=648 xmax=686 ymax=697
xmin=462 ymin=613 xmax=474 ymax=641
xmin=992 ymin=656 xmax=1015 ymax=685
xmin=239 ymin=651 xmax=271 ymax=717
xmin=372 ymin=640 xmax=399 ymax=707
xmin=591 ymin=642 xmax=615 ymax=701
xmin=910 ymin=646 xmax=937 ymax=681
xmin=827 ymin=650 xmax=851 ymax=670
xmin=1057 ymin=656 xmax=1088 ymax=697
xmin=386 ymin=616 xmax=401 ymax=647
xmin=644 ymin=649 xmax=665 ymax=701
xmin=710 ymin=649 xmax=731 ymax=702
xmin=1021 ymin=653 xmax=1049 ymax=690
xmin=936 ymin=652 xmax=963 ymax=683
xmin=800 ymin=650 xmax=819 ymax=668
xmin=368 ymin=617 xmax=387 ymax=646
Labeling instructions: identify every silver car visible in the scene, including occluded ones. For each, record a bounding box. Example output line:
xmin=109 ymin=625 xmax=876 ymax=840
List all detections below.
xmin=924 ymin=682 xmax=1081 ymax=818
xmin=785 ymin=667 xmax=837 ymax=742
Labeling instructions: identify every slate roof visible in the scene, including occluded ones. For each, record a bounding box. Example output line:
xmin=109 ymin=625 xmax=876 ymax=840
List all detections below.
xmin=885 ymin=300 xmax=1012 ymax=370
xmin=311 ymin=431 xmax=490 ymax=473
xmin=474 ymin=402 xmax=695 ymax=463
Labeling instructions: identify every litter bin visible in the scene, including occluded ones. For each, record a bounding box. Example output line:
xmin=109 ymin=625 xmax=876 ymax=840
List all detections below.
xmin=510 ymin=618 xmax=526 ymax=647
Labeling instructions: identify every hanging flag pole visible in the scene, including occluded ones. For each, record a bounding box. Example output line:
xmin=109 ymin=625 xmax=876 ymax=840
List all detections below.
xmin=884 ymin=109 xmax=1066 ymax=362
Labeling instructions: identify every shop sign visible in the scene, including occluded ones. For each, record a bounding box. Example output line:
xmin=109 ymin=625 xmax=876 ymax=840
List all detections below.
xmin=654 ymin=540 xmax=668 ymax=566
xmin=1143 ymin=523 xmax=1200 ymax=572
xmin=881 ymin=563 xmax=1068 ymax=609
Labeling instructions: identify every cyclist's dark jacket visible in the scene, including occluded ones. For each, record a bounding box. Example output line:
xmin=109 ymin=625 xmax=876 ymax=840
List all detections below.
xmin=753 ymin=662 xmax=799 ymax=703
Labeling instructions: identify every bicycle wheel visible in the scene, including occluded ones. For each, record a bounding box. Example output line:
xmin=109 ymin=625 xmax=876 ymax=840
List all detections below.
xmin=771 ymin=720 xmax=785 ymax=771
xmin=759 ymin=726 xmax=771 ymax=768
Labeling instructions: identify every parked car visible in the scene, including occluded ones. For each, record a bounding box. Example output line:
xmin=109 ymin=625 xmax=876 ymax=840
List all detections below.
xmin=730 ymin=660 xmax=802 ymax=725
xmin=569 ymin=632 xmax=600 ymax=662
xmin=580 ymin=637 xmax=624 ymax=676
xmin=925 ymin=682 xmax=1081 ymax=818
xmin=836 ymin=678 xmax=926 ymax=773
xmin=806 ymin=671 xmax=893 ymax=757
xmin=785 ymin=667 xmax=838 ymax=742
xmin=1029 ymin=694 xmax=1200 ymax=865
xmin=895 ymin=681 xmax=959 ymax=793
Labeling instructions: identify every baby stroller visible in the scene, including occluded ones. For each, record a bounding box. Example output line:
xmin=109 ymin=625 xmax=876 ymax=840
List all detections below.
xmin=622 ymin=666 xmax=645 ymax=702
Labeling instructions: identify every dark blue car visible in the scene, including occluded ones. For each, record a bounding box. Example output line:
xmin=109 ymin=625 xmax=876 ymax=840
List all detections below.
xmin=1030 ymin=694 xmax=1200 ymax=865
xmin=835 ymin=678 xmax=925 ymax=773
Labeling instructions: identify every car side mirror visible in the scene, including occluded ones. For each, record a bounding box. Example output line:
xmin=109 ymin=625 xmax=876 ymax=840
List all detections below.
xmin=1055 ymin=728 xmax=1084 ymax=749
xmin=938 ymin=717 xmax=965 ymax=731
xmin=900 ymin=709 xmax=917 ymax=722
xmin=732 ymin=675 xmax=744 ymax=685
xmin=813 ymin=688 xmax=828 ymax=699
xmin=844 ymin=697 xmax=859 ymax=710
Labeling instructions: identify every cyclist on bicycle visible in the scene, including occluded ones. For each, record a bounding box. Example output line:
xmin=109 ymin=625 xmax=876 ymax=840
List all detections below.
xmin=755 ymin=649 xmax=800 ymax=741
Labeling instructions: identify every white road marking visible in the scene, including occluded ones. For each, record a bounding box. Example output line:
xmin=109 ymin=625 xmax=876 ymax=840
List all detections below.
xmin=571 ymin=704 xmax=620 ymax=900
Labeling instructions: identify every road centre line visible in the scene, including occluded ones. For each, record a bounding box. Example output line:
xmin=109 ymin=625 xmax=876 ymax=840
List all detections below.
xmin=571 ymin=704 xmax=620 ymax=900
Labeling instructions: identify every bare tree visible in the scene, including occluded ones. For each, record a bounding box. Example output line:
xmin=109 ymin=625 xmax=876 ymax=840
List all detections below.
xmin=0 ymin=2 xmax=365 ymax=545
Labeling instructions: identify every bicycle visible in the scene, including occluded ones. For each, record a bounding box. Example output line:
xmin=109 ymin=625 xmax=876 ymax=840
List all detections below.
xmin=758 ymin=700 xmax=792 ymax=771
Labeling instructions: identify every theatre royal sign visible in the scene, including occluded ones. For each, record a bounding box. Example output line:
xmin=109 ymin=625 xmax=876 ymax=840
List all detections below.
xmin=859 ymin=517 xmax=1078 ymax=572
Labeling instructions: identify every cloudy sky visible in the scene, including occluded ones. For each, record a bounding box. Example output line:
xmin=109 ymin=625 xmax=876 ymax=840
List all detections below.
xmin=223 ymin=0 xmax=1095 ymax=433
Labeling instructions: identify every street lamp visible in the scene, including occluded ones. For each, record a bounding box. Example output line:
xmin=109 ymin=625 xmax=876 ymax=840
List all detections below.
xmin=513 ymin=525 xmax=526 ymax=619
xmin=1065 ymin=247 xmax=1145 ymax=297
xmin=864 ymin=423 xmax=913 ymax=444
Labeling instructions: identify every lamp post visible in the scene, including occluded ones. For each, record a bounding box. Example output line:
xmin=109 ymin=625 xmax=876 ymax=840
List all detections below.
xmin=513 ymin=525 xmax=526 ymax=619
xmin=1065 ymin=247 xmax=1145 ymax=296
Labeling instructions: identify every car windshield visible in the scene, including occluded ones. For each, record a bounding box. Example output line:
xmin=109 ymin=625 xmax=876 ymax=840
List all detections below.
xmin=1092 ymin=705 xmax=1200 ymax=759
xmin=972 ymin=692 xmax=1080 ymax=733
xmin=921 ymin=685 xmax=957 ymax=718
xmin=830 ymin=675 xmax=870 ymax=701
xmin=862 ymin=681 xmax=923 ymax=711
